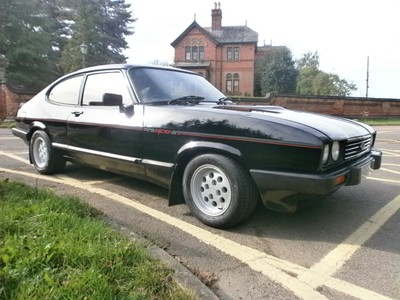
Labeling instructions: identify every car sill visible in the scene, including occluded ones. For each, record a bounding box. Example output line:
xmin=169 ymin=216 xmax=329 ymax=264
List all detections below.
xmin=53 ymin=143 xmax=141 ymax=164
xmin=52 ymin=143 xmax=175 ymax=169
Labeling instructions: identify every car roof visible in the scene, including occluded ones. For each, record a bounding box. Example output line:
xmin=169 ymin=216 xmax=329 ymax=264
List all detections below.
xmin=48 ymin=63 xmax=200 ymax=91
xmin=70 ymin=63 xmax=195 ymax=76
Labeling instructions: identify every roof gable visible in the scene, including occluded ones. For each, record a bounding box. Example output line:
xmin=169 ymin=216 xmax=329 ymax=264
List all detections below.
xmin=171 ymin=21 xmax=218 ymax=47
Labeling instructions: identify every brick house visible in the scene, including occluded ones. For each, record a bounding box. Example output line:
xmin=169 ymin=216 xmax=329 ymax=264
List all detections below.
xmin=171 ymin=3 xmax=259 ymax=96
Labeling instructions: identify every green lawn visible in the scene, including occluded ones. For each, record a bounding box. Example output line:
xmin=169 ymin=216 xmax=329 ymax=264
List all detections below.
xmin=0 ymin=179 xmax=196 ymax=299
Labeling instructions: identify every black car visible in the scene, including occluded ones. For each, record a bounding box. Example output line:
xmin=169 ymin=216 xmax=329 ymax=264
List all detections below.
xmin=12 ymin=64 xmax=382 ymax=228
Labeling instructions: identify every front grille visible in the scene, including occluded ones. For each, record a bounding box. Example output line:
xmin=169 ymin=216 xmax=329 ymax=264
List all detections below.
xmin=344 ymin=136 xmax=372 ymax=161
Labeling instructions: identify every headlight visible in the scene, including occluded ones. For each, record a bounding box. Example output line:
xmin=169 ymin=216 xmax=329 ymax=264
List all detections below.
xmin=331 ymin=141 xmax=340 ymax=161
xmin=322 ymin=144 xmax=330 ymax=164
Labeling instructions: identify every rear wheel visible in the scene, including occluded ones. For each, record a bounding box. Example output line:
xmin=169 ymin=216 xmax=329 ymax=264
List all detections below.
xmin=183 ymin=154 xmax=258 ymax=228
xmin=30 ymin=130 xmax=66 ymax=174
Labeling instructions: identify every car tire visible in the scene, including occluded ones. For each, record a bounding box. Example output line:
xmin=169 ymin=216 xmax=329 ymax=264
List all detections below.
xmin=30 ymin=130 xmax=66 ymax=174
xmin=183 ymin=154 xmax=258 ymax=228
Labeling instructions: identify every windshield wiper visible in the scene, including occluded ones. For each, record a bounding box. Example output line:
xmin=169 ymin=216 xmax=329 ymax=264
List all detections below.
xmin=168 ymin=95 xmax=205 ymax=105
xmin=217 ymin=97 xmax=233 ymax=105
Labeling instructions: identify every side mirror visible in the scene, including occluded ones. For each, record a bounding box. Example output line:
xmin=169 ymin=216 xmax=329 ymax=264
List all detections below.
xmin=102 ymin=93 xmax=134 ymax=115
xmin=103 ymin=93 xmax=123 ymax=106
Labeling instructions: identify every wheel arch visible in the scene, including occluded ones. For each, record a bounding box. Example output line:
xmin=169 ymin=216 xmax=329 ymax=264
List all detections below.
xmin=168 ymin=141 xmax=246 ymax=206
xmin=26 ymin=121 xmax=47 ymax=140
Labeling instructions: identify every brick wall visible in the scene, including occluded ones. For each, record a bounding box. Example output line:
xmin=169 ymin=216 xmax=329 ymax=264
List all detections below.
xmin=0 ymin=83 xmax=36 ymax=120
xmin=233 ymin=94 xmax=400 ymax=118
xmin=2 ymin=84 xmax=400 ymax=119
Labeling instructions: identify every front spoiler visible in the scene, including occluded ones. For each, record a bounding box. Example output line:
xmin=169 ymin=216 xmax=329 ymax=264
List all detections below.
xmin=251 ymin=150 xmax=382 ymax=197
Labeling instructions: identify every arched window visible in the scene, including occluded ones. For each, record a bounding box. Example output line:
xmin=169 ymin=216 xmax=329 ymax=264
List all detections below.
xmin=226 ymin=73 xmax=233 ymax=94
xmin=233 ymin=73 xmax=240 ymax=94
xmin=184 ymin=40 xmax=205 ymax=61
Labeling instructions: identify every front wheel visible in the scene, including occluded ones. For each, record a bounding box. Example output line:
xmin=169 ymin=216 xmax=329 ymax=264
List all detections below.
xmin=30 ymin=130 xmax=66 ymax=174
xmin=183 ymin=154 xmax=258 ymax=228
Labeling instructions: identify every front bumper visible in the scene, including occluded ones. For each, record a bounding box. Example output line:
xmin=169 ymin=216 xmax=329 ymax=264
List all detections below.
xmin=251 ymin=150 xmax=382 ymax=197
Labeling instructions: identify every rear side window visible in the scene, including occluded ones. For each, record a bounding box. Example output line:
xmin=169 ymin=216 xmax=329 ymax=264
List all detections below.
xmin=48 ymin=75 xmax=83 ymax=105
xmin=82 ymin=72 xmax=133 ymax=106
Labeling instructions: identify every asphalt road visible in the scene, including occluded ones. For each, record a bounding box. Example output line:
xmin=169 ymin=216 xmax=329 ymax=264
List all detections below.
xmin=1 ymin=126 xmax=399 ymax=300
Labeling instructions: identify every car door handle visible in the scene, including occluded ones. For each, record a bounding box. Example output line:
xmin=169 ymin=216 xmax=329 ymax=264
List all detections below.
xmin=71 ymin=111 xmax=84 ymax=117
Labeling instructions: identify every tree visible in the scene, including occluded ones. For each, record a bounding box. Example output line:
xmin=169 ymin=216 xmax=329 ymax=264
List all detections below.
xmin=296 ymin=51 xmax=357 ymax=96
xmin=60 ymin=0 xmax=135 ymax=73
xmin=0 ymin=0 xmax=65 ymax=89
xmin=257 ymin=46 xmax=298 ymax=96
xmin=0 ymin=0 xmax=135 ymax=89
xmin=296 ymin=51 xmax=319 ymax=69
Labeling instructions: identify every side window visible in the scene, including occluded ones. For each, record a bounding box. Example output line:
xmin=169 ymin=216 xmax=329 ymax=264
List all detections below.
xmin=82 ymin=72 xmax=132 ymax=106
xmin=48 ymin=75 xmax=83 ymax=105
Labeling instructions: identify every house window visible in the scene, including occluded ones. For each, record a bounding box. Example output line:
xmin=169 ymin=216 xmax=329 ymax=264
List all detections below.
xmin=185 ymin=46 xmax=191 ymax=60
xmin=227 ymin=47 xmax=240 ymax=61
xmin=233 ymin=47 xmax=240 ymax=60
xmin=199 ymin=46 xmax=204 ymax=60
xmin=233 ymin=73 xmax=240 ymax=93
xmin=227 ymin=47 xmax=232 ymax=60
xmin=226 ymin=73 xmax=240 ymax=95
xmin=185 ymin=45 xmax=204 ymax=61
xmin=226 ymin=74 xmax=232 ymax=93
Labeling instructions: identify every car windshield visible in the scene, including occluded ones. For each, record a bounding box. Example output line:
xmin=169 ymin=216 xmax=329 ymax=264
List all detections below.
xmin=129 ymin=67 xmax=225 ymax=104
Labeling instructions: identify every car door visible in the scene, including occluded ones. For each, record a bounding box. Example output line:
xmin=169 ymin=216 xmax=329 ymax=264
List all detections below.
xmin=44 ymin=74 xmax=84 ymax=145
xmin=67 ymin=70 xmax=145 ymax=176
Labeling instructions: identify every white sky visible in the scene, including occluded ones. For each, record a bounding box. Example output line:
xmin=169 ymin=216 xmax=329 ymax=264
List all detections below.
xmin=124 ymin=0 xmax=400 ymax=99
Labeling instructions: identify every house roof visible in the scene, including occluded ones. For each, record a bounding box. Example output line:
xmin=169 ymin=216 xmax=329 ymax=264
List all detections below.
xmin=171 ymin=21 xmax=258 ymax=47
xmin=204 ymin=26 xmax=258 ymax=44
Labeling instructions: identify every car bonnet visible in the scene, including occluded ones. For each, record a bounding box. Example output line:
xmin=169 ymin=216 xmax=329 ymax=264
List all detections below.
xmin=215 ymin=105 xmax=375 ymax=140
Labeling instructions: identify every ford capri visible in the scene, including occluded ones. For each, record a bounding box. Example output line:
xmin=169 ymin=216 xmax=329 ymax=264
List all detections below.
xmin=12 ymin=64 xmax=382 ymax=228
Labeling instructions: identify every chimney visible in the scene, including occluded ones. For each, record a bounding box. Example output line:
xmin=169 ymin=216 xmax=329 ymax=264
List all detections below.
xmin=211 ymin=2 xmax=222 ymax=31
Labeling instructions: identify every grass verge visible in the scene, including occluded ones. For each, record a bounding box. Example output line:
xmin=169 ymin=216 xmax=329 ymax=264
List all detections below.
xmin=0 ymin=179 xmax=196 ymax=299
xmin=358 ymin=117 xmax=400 ymax=126
xmin=0 ymin=121 xmax=15 ymax=128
